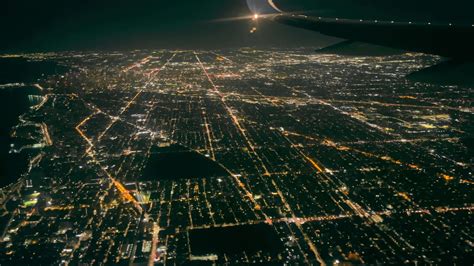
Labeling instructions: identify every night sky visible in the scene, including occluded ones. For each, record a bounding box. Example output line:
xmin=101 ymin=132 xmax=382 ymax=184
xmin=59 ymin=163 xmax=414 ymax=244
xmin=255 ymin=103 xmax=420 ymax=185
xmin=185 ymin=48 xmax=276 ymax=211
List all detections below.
xmin=1 ymin=0 xmax=332 ymax=52
xmin=2 ymin=0 xmax=473 ymax=52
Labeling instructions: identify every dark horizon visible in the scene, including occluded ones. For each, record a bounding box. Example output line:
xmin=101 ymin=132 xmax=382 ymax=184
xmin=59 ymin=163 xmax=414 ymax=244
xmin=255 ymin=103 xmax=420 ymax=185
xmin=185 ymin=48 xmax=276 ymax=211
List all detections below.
xmin=4 ymin=0 xmax=473 ymax=53
xmin=2 ymin=0 xmax=334 ymax=53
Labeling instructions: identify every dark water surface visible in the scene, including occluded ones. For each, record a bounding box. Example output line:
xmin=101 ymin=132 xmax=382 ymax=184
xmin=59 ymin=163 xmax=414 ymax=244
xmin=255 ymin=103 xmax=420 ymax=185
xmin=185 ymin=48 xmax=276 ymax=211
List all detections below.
xmin=0 ymin=57 xmax=66 ymax=84
xmin=0 ymin=86 xmax=40 ymax=187
xmin=0 ymin=57 xmax=66 ymax=187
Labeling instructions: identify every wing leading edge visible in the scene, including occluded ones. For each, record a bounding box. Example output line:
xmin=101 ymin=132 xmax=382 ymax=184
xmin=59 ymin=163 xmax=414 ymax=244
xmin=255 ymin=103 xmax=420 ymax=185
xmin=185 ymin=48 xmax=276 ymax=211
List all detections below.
xmin=274 ymin=15 xmax=474 ymax=59
xmin=245 ymin=1 xmax=474 ymax=59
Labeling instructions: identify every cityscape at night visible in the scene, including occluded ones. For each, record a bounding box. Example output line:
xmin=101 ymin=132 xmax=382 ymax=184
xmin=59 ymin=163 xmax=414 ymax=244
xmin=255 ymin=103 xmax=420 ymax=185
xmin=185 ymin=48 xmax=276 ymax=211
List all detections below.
xmin=0 ymin=49 xmax=472 ymax=264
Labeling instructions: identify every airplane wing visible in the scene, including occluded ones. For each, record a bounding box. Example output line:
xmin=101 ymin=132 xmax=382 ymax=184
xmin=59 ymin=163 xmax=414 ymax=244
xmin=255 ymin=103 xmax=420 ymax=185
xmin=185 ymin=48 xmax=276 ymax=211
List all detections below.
xmin=247 ymin=0 xmax=474 ymax=59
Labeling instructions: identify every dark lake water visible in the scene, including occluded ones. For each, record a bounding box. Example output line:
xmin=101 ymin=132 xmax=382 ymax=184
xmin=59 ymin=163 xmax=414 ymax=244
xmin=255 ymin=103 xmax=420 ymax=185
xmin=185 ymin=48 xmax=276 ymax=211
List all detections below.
xmin=0 ymin=57 xmax=67 ymax=84
xmin=0 ymin=86 xmax=39 ymax=188
xmin=0 ymin=57 xmax=66 ymax=188
xmin=189 ymin=224 xmax=284 ymax=260
xmin=141 ymin=144 xmax=230 ymax=181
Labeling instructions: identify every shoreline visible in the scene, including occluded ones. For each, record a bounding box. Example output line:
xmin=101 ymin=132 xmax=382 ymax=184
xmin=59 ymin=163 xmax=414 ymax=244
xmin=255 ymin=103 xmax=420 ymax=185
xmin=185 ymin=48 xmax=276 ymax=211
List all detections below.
xmin=0 ymin=85 xmax=43 ymax=188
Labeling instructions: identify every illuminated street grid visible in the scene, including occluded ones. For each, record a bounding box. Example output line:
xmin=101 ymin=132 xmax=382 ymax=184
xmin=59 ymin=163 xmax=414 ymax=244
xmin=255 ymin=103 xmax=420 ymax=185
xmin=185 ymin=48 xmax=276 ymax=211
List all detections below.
xmin=0 ymin=49 xmax=473 ymax=265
